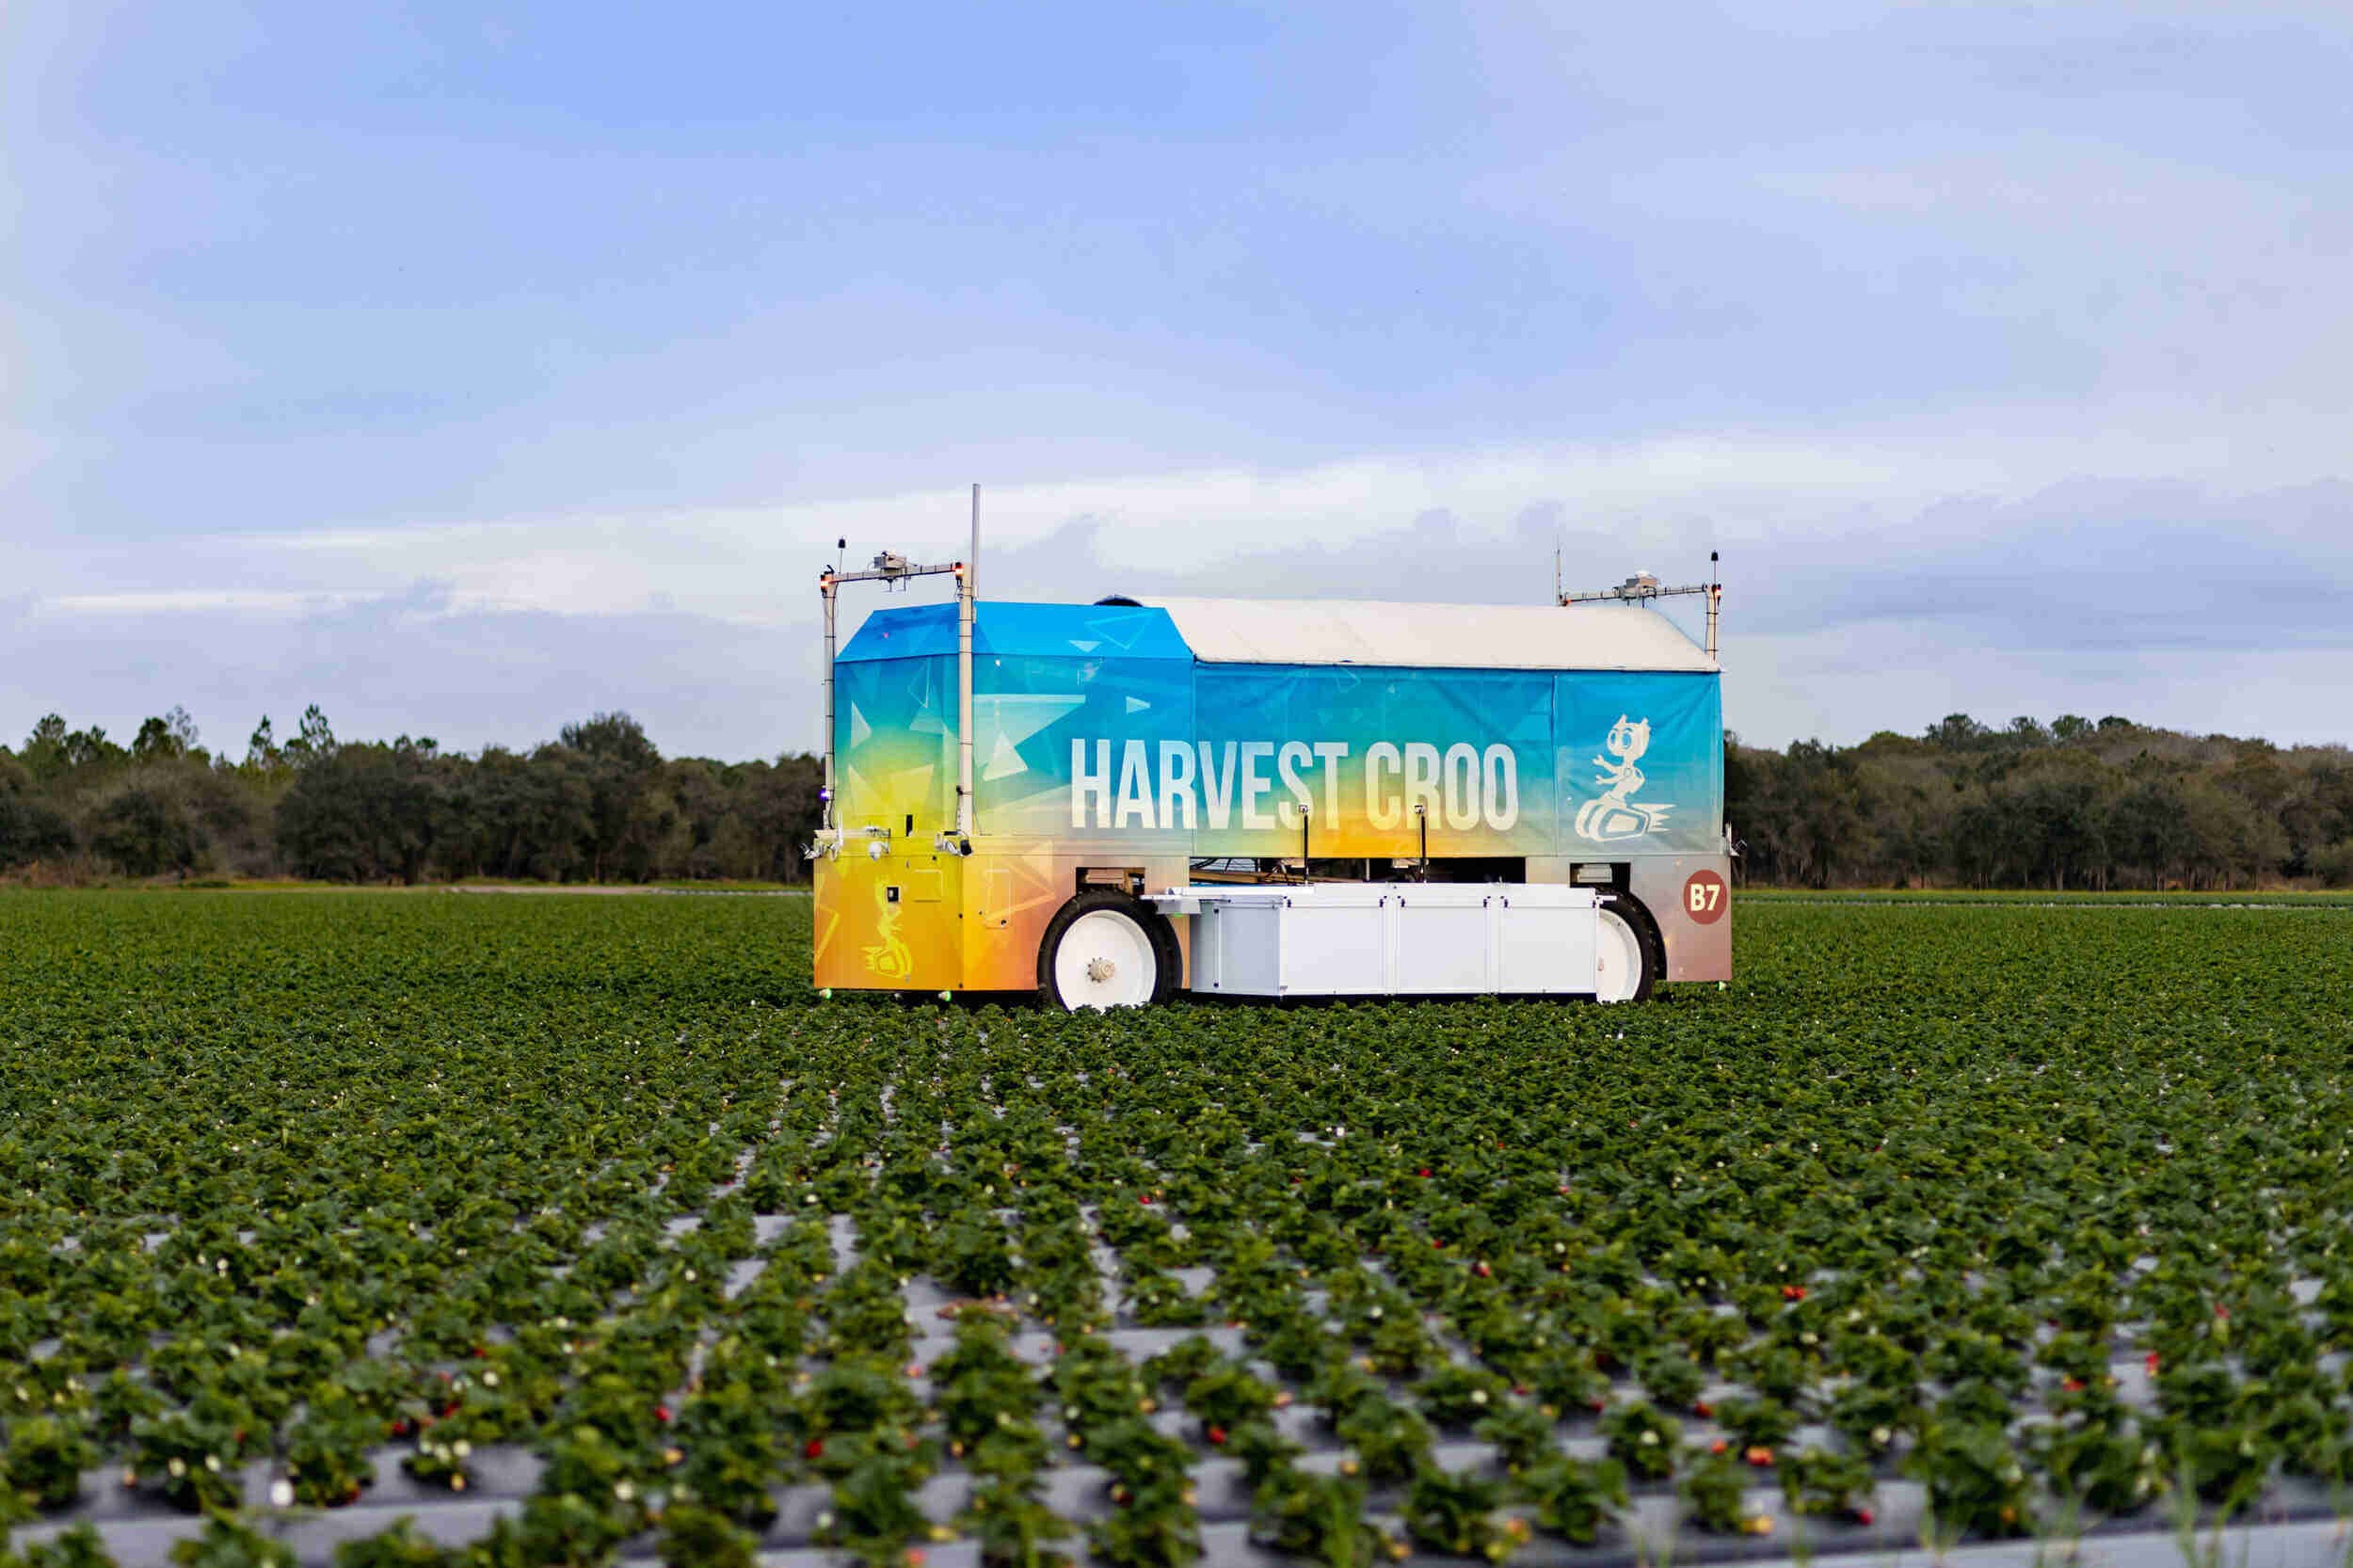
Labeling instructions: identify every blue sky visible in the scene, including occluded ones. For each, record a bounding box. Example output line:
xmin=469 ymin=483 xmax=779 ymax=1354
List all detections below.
xmin=6 ymin=1 xmax=2349 ymax=760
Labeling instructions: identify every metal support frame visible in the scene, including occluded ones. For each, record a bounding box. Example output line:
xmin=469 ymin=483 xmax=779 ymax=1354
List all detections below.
xmin=814 ymin=491 xmax=983 ymax=860
xmin=1561 ymin=551 xmax=1722 ymax=663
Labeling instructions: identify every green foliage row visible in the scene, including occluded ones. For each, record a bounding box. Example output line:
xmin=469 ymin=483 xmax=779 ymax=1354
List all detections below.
xmin=1 ymin=893 xmax=2350 ymax=1565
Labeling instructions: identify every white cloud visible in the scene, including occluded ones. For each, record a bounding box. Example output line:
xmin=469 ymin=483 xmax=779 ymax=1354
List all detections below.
xmin=167 ymin=428 xmax=2337 ymax=629
xmin=41 ymin=588 xmax=372 ymax=616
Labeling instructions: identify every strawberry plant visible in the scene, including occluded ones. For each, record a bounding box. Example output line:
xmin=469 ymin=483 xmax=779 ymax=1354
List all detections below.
xmin=1778 ymin=1445 xmax=1876 ymax=1522
xmin=1180 ymin=1361 xmax=1278 ymax=1440
xmin=4 ymin=1417 xmax=97 ymax=1512
xmin=1475 ymin=1400 xmax=1560 ymax=1472
xmin=1516 ymin=1453 xmax=1626 ymax=1544
xmin=820 ymin=1446 xmax=938 ymax=1568
xmin=1249 ymin=1464 xmax=1394 ymax=1568
xmin=1086 ymin=1473 xmax=1200 ymax=1568
xmin=330 ymin=1519 xmax=461 ymax=1567
xmin=1908 ymin=1421 xmax=2034 ymax=1539
xmin=1679 ymin=1448 xmax=1763 ymax=1534
xmin=1401 ymin=1463 xmax=1528 ymax=1562
xmin=1331 ymin=1394 xmax=1434 ymax=1487
xmin=4 ymin=1525 xmax=117 ymax=1568
xmin=281 ymin=1396 xmax=377 ymax=1508
xmin=168 ymin=1514 xmax=296 ymax=1567
xmin=655 ymin=1502 xmax=760 ymax=1568
xmin=1410 ymin=1364 xmax=1511 ymax=1431
xmin=1714 ymin=1394 xmax=1800 ymax=1451
xmin=2026 ymin=1422 xmax=2165 ymax=1515
xmin=399 ymin=1428 xmax=475 ymax=1493
xmin=1599 ymin=1401 xmax=1681 ymax=1481
xmin=127 ymin=1409 xmax=244 ymax=1512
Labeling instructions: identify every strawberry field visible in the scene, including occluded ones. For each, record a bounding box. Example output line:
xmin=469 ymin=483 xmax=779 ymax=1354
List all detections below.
xmin=3 ymin=891 xmax=2351 ymax=1568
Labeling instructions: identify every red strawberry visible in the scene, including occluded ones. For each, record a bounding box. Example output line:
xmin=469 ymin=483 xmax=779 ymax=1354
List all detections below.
xmin=1417 ymin=1168 xmax=1432 ymax=1178
xmin=1691 ymin=1400 xmax=1714 ymax=1418
xmin=655 ymin=1404 xmax=672 ymax=1424
xmin=1854 ymin=1508 xmax=1876 ymax=1527
xmin=1207 ymin=1425 xmax=1228 ymax=1446
xmin=1474 ymin=1261 xmax=1492 ymax=1279
xmin=2145 ymin=1352 xmax=2161 ymax=1374
xmin=805 ymin=1438 xmax=824 ymax=1460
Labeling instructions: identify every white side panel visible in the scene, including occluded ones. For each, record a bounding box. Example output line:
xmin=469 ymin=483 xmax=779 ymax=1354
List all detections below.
xmin=1190 ymin=904 xmax=1224 ymax=992
xmin=1201 ymin=902 xmax=1283 ymax=996
xmin=1276 ymin=892 xmax=1388 ymax=996
xmin=1389 ymin=888 xmax=1492 ymax=994
xmin=1177 ymin=883 xmax=1603 ymax=999
xmin=1496 ymin=894 xmax=1599 ymax=994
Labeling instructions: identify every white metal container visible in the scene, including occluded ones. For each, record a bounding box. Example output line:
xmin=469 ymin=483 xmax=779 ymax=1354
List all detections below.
xmin=1155 ymin=883 xmax=1602 ymax=998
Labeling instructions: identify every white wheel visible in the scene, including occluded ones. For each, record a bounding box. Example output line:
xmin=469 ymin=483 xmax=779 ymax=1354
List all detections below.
xmin=1048 ymin=908 xmax=1160 ymax=1010
xmin=1593 ymin=904 xmax=1647 ymax=1003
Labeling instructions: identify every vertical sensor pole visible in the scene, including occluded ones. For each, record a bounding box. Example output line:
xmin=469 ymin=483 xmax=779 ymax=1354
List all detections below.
xmin=1706 ymin=551 xmax=1721 ymax=663
xmin=821 ymin=574 xmax=839 ymax=836
xmin=956 ymin=488 xmax=977 ymax=842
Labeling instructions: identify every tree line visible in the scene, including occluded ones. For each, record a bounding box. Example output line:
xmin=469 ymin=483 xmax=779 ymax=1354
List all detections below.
xmin=2 ymin=706 xmax=2347 ymax=889
xmin=0 ymin=708 xmax=823 ymax=885
xmin=1726 ymin=713 xmax=2353 ymax=890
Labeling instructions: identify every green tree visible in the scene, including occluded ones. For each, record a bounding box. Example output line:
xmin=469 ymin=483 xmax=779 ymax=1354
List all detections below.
xmin=89 ymin=786 xmax=200 ymax=877
xmin=556 ymin=712 xmax=664 ymax=880
xmin=275 ymin=743 xmax=447 ymax=883
xmin=0 ymin=756 xmax=76 ymax=870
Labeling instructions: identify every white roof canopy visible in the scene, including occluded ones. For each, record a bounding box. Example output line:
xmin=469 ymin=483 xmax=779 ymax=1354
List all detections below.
xmin=1143 ymin=597 xmax=1717 ymax=673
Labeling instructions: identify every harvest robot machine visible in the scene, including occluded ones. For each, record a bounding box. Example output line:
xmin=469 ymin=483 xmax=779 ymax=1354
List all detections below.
xmin=811 ymin=491 xmax=1732 ymax=1008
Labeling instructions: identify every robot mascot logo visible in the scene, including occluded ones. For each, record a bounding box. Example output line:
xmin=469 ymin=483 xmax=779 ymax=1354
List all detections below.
xmin=1574 ymin=713 xmax=1673 ymax=842
xmin=861 ymin=878 xmax=914 ymax=980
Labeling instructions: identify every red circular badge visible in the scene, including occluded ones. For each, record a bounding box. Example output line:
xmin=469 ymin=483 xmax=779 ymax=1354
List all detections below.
xmin=1681 ymin=870 xmax=1728 ymax=925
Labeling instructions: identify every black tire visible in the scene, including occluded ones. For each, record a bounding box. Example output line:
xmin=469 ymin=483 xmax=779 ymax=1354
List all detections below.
xmin=1036 ymin=891 xmax=1179 ymax=1010
xmin=1593 ymin=889 xmax=1663 ymax=1003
